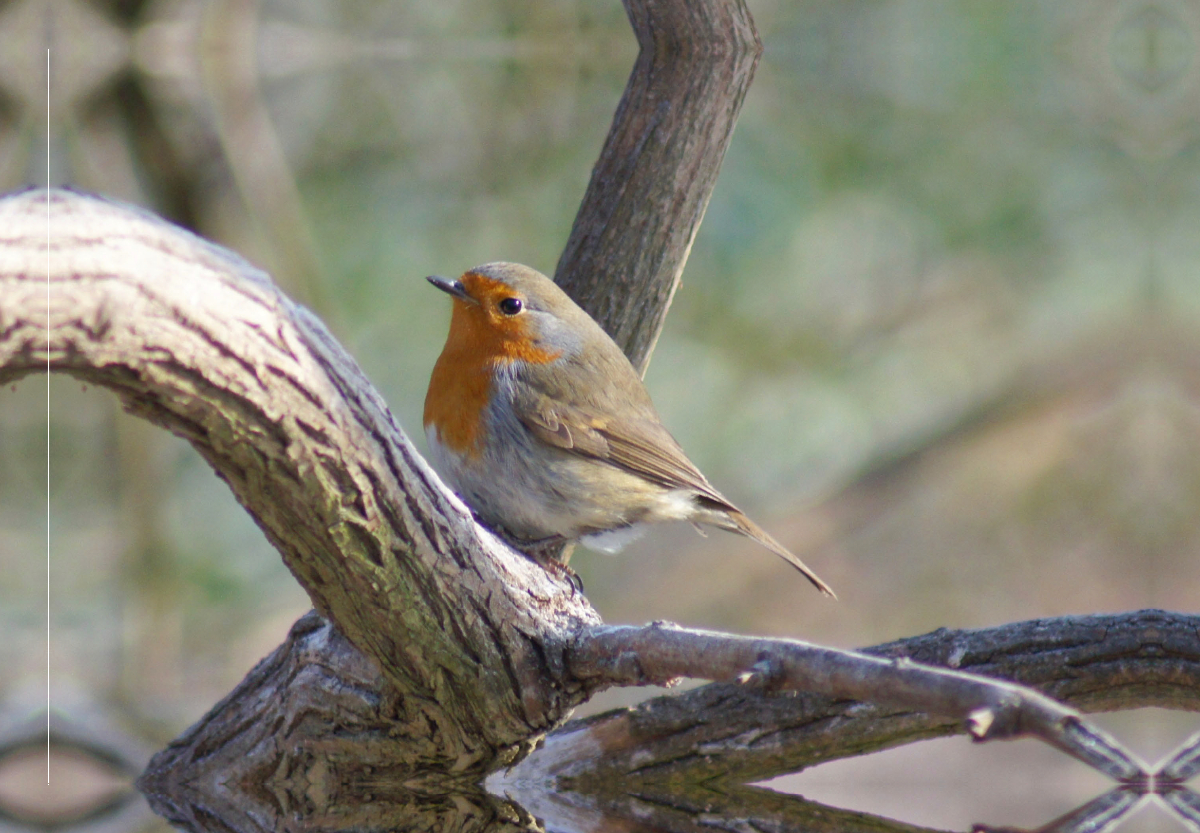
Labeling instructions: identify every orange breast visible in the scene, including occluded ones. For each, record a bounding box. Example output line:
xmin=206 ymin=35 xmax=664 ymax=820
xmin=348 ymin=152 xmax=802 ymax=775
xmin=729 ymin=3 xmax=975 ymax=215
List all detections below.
xmin=424 ymin=339 xmax=492 ymax=457
xmin=424 ymin=282 xmax=561 ymax=458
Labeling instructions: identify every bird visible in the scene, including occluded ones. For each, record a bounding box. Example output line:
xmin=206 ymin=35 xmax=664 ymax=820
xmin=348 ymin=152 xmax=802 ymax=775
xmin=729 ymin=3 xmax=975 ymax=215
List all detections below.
xmin=423 ymin=261 xmax=835 ymax=597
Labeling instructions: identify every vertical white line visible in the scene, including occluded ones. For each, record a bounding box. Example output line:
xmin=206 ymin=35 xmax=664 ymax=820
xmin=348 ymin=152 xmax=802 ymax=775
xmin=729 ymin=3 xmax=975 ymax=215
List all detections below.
xmin=45 ymin=47 xmax=51 ymax=787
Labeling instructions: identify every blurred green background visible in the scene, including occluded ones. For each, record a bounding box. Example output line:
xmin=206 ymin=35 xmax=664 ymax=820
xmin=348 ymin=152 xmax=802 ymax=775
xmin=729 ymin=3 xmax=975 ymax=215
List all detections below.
xmin=2 ymin=0 xmax=1200 ymax=829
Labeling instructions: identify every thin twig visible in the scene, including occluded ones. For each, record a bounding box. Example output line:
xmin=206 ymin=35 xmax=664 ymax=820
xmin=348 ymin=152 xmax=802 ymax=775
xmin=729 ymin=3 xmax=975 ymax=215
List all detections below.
xmin=1161 ymin=730 xmax=1200 ymax=784
xmin=1159 ymin=788 xmax=1200 ymax=832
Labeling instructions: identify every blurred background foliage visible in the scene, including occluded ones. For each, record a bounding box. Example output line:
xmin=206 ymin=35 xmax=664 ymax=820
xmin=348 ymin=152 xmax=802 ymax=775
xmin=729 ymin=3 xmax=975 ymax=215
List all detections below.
xmin=2 ymin=0 xmax=1200 ymax=829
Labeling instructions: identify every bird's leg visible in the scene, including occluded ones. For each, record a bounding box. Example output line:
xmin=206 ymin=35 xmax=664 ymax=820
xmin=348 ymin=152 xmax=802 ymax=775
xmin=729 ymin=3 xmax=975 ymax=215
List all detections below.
xmin=534 ymin=554 xmax=584 ymax=594
xmin=484 ymin=522 xmax=583 ymax=592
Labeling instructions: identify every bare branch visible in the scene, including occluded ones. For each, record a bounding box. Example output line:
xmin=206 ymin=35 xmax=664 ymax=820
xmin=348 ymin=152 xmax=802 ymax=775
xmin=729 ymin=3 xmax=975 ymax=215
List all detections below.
xmin=140 ymin=610 xmax=1182 ymax=833
xmin=493 ymin=611 xmax=1196 ymax=832
xmin=488 ymin=779 xmax=956 ymax=833
xmin=10 ymin=1 xmax=1186 ymax=830
xmin=567 ymin=623 xmax=1145 ymax=781
xmin=511 ymin=610 xmax=1199 ymax=792
xmin=1161 ymin=787 xmax=1200 ymax=830
xmin=555 ymin=0 xmax=761 ymax=371
xmin=1162 ymin=729 xmax=1200 ymax=784
xmin=4 ymin=190 xmax=1175 ymax=810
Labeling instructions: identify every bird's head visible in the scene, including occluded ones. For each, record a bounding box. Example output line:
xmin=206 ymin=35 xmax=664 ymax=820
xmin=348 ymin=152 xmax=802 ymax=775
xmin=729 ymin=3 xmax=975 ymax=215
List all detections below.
xmin=427 ymin=262 xmax=588 ymax=365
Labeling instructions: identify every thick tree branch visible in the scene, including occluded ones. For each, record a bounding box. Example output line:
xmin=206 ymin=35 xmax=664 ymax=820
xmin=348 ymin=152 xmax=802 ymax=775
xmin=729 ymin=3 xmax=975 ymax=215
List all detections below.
xmin=3 ymin=0 xmax=775 ymax=805
xmin=2 ymin=187 xmax=599 ymax=770
xmin=489 ymin=780 xmax=1150 ymax=833
xmin=135 ymin=608 xmax=1189 ymax=833
xmin=136 ymin=612 xmax=534 ymax=833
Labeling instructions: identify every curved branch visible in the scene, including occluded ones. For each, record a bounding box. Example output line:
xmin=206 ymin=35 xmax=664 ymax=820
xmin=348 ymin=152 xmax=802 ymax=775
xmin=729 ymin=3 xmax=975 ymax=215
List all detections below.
xmin=4 ymin=187 xmax=598 ymax=768
xmin=139 ymin=608 xmax=1189 ymax=833
xmin=1 ymin=0 xmax=777 ymax=791
xmin=492 ymin=611 xmax=1196 ymax=831
xmin=9 ymin=188 xmax=1178 ymax=765
xmin=8 ymin=190 xmax=1189 ymax=833
xmin=10 ymin=3 xmax=1178 ymax=831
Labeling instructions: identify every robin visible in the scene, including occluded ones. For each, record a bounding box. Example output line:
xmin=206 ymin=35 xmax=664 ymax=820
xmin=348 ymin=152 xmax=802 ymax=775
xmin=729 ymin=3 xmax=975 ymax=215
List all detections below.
xmin=423 ymin=262 xmax=835 ymax=597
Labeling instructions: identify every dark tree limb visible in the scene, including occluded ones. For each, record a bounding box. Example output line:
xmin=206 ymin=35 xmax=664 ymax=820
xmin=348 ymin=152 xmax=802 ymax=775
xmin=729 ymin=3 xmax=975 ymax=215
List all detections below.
xmin=3 ymin=187 xmax=599 ymax=771
xmin=490 ymin=611 xmax=1195 ymax=833
xmin=490 ymin=782 xmax=1152 ymax=833
xmin=489 ymin=780 xmax=953 ymax=833
xmin=554 ymin=0 xmax=761 ymax=371
xmin=548 ymin=0 xmax=760 ymax=567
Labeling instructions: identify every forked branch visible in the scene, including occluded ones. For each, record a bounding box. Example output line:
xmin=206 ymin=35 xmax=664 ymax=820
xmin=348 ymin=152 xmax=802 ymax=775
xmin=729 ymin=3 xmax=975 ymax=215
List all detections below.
xmin=0 ymin=189 xmax=1162 ymax=814
xmin=6 ymin=1 xmax=1191 ymax=831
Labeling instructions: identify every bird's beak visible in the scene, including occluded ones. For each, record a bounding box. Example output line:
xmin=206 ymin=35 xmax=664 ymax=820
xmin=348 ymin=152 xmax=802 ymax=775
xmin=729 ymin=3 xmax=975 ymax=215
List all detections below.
xmin=427 ymin=275 xmax=478 ymax=305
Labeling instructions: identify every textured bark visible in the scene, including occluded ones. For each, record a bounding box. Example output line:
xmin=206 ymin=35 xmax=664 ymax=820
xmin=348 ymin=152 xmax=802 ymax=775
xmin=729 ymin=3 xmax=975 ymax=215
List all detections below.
xmin=133 ymin=605 xmax=1194 ymax=833
xmin=2 ymin=187 xmax=600 ymax=772
xmin=136 ymin=612 xmax=534 ymax=833
xmin=554 ymin=0 xmax=761 ymax=372
xmin=493 ymin=610 xmax=1196 ymax=832
xmin=488 ymin=781 xmax=1148 ymax=833
xmin=564 ymin=623 xmax=1152 ymax=780
xmin=510 ymin=610 xmax=1200 ymax=791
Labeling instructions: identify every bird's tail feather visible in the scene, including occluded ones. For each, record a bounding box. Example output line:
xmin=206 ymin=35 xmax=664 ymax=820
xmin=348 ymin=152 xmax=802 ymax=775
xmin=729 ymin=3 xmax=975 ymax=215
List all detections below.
xmin=724 ymin=511 xmax=836 ymax=598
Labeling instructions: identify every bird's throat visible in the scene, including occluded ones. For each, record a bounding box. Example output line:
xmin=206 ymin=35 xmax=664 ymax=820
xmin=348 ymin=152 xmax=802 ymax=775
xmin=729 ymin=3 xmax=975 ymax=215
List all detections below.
xmin=424 ymin=299 xmax=561 ymax=457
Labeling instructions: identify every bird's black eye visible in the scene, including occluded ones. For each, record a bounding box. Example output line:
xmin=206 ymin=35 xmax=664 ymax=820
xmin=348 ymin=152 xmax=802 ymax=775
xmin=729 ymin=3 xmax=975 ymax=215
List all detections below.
xmin=498 ymin=297 xmax=523 ymax=315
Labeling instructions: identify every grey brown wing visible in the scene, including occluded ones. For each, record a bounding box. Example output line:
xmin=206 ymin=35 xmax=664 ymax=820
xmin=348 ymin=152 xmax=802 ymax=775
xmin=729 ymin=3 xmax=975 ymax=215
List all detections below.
xmin=517 ymin=396 xmax=610 ymax=458
xmin=516 ymin=392 xmax=737 ymax=512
